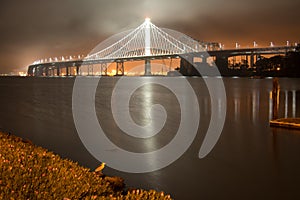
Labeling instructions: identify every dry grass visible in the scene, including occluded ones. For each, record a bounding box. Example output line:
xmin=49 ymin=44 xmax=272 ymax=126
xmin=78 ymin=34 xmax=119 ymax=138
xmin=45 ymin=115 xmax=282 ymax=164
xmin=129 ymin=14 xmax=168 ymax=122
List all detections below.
xmin=0 ymin=132 xmax=172 ymax=199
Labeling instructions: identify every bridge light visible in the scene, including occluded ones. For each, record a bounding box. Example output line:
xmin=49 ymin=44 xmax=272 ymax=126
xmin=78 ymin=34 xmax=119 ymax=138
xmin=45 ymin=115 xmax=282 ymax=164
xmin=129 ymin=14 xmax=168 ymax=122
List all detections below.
xmin=270 ymin=42 xmax=274 ymax=47
xmin=145 ymin=17 xmax=151 ymax=23
xmin=286 ymin=41 xmax=290 ymax=46
xmin=219 ymin=43 xmax=223 ymax=50
xmin=253 ymin=41 xmax=258 ymax=47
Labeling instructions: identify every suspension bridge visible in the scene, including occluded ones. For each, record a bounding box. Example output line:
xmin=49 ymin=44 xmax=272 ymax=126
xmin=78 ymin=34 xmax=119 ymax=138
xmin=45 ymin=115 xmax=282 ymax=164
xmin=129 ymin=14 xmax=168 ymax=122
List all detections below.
xmin=27 ymin=18 xmax=298 ymax=77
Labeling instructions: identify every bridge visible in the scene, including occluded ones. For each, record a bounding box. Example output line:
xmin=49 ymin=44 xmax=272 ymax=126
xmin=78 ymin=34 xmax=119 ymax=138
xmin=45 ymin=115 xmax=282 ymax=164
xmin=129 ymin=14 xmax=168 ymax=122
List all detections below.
xmin=27 ymin=18 xmax=298 ymax=77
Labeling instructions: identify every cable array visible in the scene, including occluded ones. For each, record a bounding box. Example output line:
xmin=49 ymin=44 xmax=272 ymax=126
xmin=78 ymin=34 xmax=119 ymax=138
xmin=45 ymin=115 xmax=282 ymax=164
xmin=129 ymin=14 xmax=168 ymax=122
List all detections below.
xmin=85 ymin=20 xmax=203 ymax=61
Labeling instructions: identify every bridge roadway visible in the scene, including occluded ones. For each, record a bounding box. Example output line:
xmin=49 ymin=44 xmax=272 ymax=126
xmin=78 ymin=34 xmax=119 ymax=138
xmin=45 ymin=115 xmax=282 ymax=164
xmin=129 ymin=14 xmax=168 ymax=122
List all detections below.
xmin=27 ymin=46 xmax=297 ymax=76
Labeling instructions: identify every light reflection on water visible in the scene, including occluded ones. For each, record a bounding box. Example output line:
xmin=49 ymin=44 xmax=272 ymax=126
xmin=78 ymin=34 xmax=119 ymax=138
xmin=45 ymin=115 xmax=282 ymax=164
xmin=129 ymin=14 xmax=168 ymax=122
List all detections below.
xmin=230 ymin=79 xmax=299 ymax=126
xmin=269 ymin=89 xmax=299 ymax=120
xmin=0 ymin=77 xmax=299 ymax=199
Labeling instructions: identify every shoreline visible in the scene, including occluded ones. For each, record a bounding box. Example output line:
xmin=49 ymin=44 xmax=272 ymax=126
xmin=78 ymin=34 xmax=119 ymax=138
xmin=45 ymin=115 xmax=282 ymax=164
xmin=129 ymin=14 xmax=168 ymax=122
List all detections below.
xmin=0 ymin=131 xmax=172 ymax=199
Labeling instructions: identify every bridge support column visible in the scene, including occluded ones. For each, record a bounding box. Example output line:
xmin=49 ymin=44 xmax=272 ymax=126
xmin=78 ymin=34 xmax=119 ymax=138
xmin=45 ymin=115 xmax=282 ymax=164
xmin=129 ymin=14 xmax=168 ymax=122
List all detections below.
xmin=101 ymin=63 xmax=107 ymax=75
xmin=33 ymin=66 xmax=37 ymax=76
xmin=145 ymin=59 xmax=151 ymax=75
xmin=116 ymin=61 xmax=124 ymax=76
xmin=37 ymin=66 xmax=43 ymax=76
xmin=66 ymin=67 xmax=69 ymax=76
xmin=27 ymin=66 xmax=34 ymax=76
xmin=76 ymin=65 xmax=80 ymax=76
xmin=250 ymin=53 xmax=255 ymax=68
xmin=215 ymin=55 xmax=229 ymax=74
xmin=179 ymin=55 xmax=196 ymax=76
xmin=36 ymin=66 xmax=41 ymax=76
xmin=56 ymin=66 xmax=60 ymax=76
xmin=35 ymin=66 xmax=39 ymax=76
xmin=44 ymin=66 xmax=49 ymax=76
xmin=88 ymin=65 xmax=93 ymax=76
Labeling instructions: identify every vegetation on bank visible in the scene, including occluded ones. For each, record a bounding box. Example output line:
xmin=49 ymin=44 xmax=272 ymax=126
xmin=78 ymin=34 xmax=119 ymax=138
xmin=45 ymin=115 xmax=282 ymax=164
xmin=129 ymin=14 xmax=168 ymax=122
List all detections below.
xmin=0 ymin=132 xmax=172 ymax=199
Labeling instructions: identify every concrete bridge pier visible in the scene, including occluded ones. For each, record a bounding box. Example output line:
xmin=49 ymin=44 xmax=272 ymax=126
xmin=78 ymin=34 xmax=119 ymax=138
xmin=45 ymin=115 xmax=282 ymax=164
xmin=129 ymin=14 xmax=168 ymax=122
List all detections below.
xmin=145 ymin=59 xmax=151 ymax=75
xmin=100 ymin=63 xmax=108 ymax=75
xmin=215 ymin=55 xmax=229 ymax=74
xmin=36 ymin=66 xmax=43 ymax=76
xmin=116 ymin=61 xmax=124 ymax=76
xmin=66 ymin=66 xmax=69 ymax=76
xmin=88 ymin=65 xmax=93 ymax=76
xmin=179 ymin=55 xmax=198 ymax=76
xmin=56 ymin=66 xmax=60 ymax=76
xmin=76 ymin=65 xmax=80 ymax=76
xmin=249 ymin=53 xmax=255 ymax=68
xmin=49 ymin=67 xmax=54 ymax=76
xmin=44 ymin=66 xmax=49 ymax=76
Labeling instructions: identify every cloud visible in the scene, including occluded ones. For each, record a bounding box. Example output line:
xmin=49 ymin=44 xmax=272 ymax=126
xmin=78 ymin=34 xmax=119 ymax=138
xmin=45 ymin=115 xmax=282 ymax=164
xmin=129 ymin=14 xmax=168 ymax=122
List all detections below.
xmin=0 ymin=0 xmax=299 ymax=73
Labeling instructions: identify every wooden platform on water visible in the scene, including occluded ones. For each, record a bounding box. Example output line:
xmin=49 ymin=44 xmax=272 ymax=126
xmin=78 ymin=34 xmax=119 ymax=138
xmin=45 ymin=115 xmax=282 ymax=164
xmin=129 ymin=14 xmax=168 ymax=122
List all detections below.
xmin=270 ymin=118 xmax=300 ymax=129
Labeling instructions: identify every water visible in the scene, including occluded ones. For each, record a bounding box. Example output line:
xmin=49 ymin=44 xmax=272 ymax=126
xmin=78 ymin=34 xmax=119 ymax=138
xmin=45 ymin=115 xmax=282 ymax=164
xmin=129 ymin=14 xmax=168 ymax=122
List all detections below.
xmin=0 ymin=76 xmax=300 ymax=199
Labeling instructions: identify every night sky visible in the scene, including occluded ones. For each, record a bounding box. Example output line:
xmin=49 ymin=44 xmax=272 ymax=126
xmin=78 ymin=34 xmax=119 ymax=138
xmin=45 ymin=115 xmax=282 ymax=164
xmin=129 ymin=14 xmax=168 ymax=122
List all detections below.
xmin=0 ymin=0 xmax=299 ymax=74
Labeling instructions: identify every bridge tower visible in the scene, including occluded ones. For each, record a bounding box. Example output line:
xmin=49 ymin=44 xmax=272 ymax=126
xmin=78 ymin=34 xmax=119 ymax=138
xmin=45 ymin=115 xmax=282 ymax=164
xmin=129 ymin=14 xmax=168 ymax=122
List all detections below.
xmin=144 ymin=18 xmax=152 ymax=75
xmin=83 ymin=18 xmax=200 ymax=76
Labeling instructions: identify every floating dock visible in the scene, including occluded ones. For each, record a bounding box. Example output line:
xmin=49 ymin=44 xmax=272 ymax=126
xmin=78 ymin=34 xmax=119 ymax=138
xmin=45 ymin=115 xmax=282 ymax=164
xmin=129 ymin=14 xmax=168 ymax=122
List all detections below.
xmin=270 ymin=118 xmax=300 ymax=129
